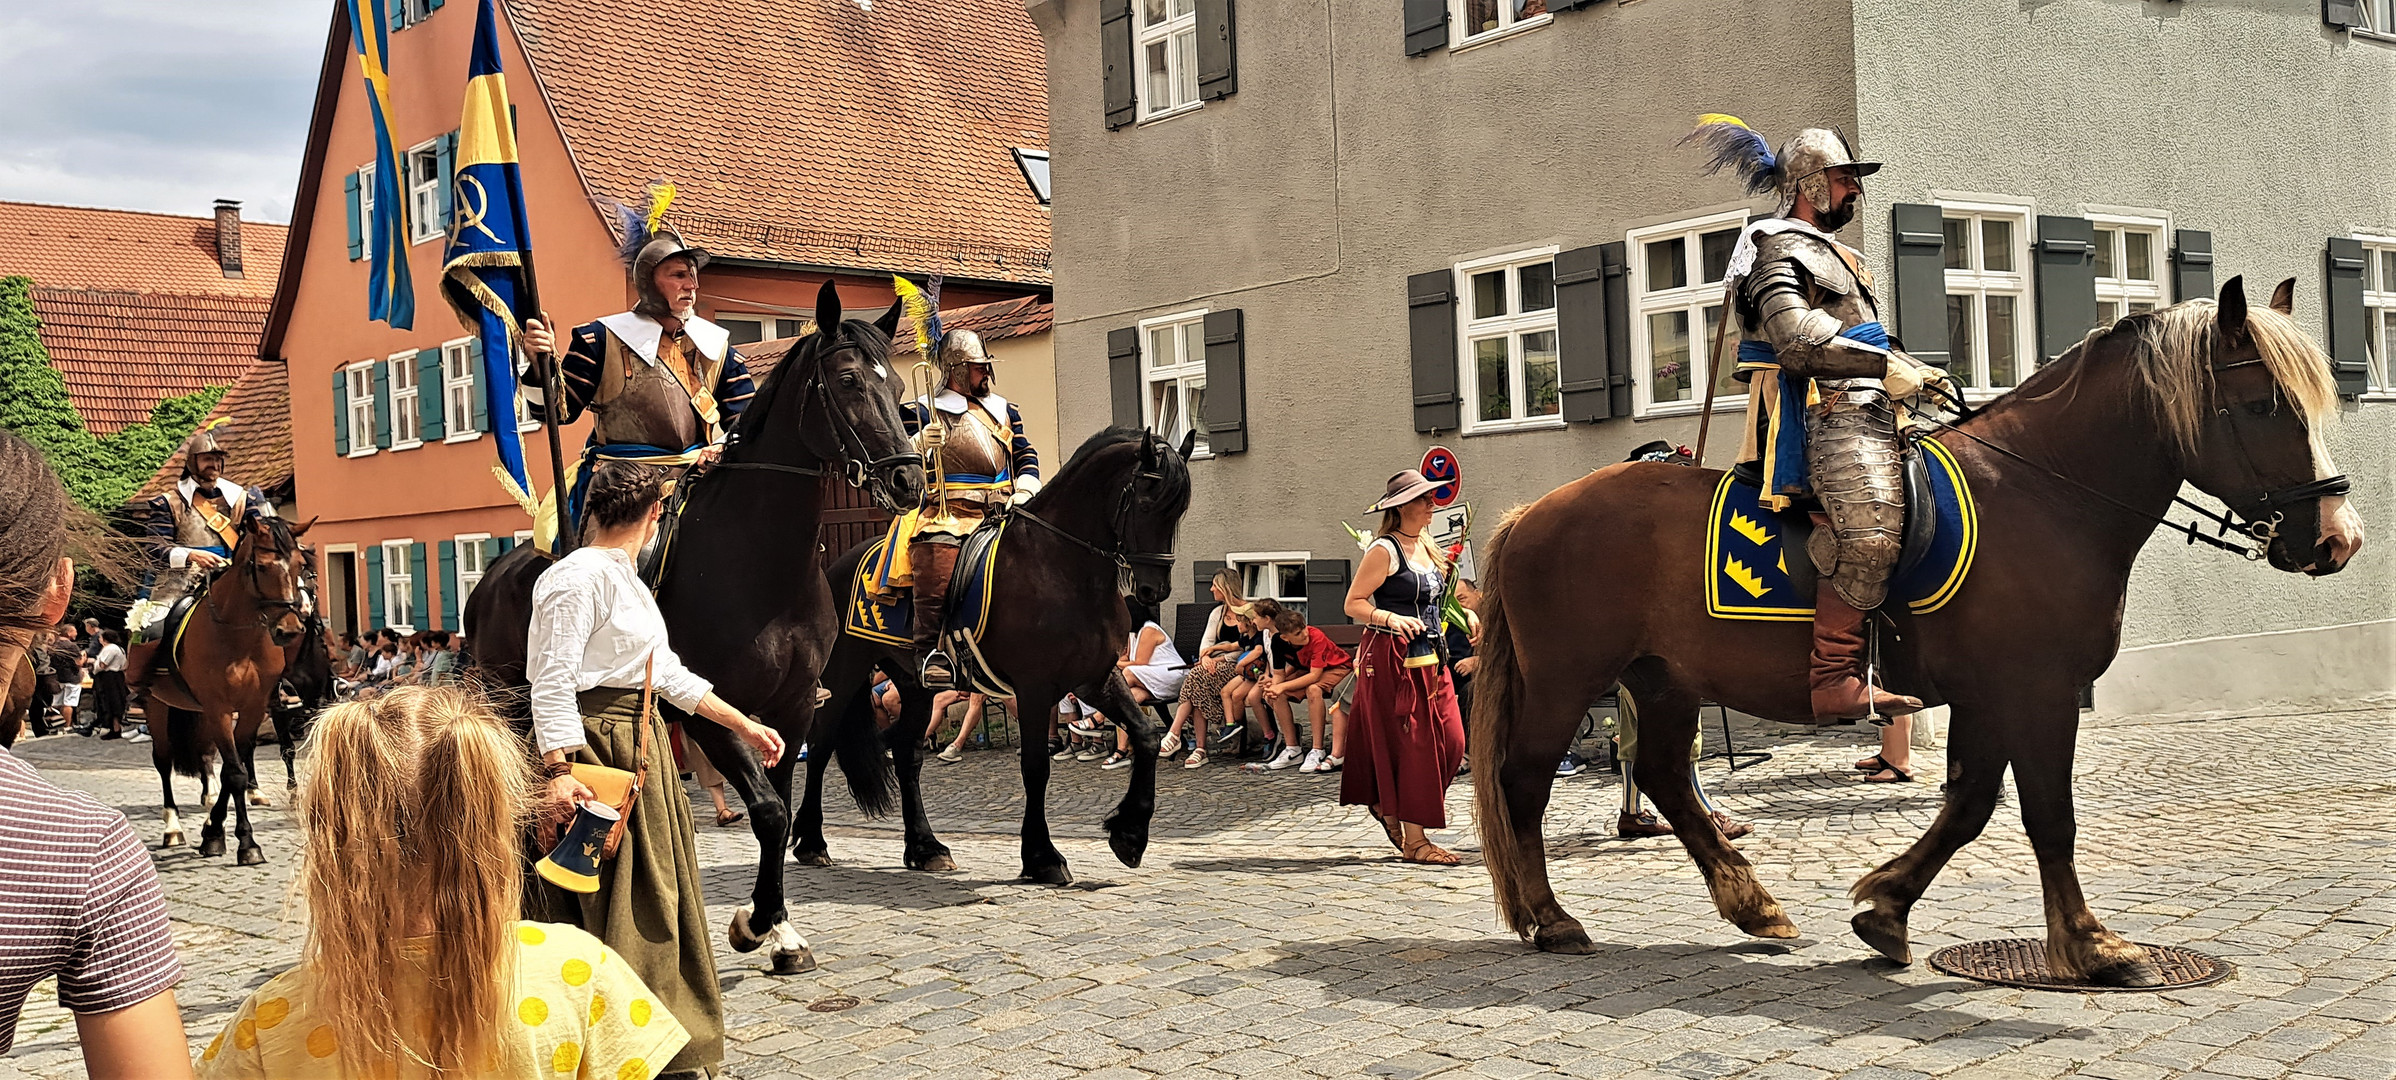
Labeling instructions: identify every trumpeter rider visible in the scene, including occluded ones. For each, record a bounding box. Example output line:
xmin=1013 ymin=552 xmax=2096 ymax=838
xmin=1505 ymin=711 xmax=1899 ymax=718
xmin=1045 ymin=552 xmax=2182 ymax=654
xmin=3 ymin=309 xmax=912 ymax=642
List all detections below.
xmin=890 ymin=323 xmax=1042 ymax=689
xmin=521 ymin=188 xmax=755 ymax=543
xmin=124 ymin=420 xmax=275 ymax=669
xmin=1693 ymin=116 xmax=1945 ymax=722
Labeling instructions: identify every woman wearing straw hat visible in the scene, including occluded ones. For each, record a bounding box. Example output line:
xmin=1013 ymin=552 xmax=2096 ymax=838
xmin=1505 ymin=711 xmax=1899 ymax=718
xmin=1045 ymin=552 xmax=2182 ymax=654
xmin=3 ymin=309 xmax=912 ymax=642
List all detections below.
xmin=1339 ymin=470 xmax=1468 ymax=865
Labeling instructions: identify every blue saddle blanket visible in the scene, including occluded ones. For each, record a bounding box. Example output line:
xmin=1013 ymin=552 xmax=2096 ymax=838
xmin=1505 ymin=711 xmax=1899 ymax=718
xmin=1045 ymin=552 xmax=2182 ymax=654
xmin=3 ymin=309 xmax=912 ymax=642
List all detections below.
xmin=844 ymin=519 xmax=1005 ymax=646
xmin=1705 ymin=436 xmax=1978 ymax=621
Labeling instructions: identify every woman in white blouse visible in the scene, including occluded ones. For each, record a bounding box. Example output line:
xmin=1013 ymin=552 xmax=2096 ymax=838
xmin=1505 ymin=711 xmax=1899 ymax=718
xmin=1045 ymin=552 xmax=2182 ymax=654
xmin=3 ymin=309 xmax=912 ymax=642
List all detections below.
xmin=525 ymin=461 xmax=783 ymax=1079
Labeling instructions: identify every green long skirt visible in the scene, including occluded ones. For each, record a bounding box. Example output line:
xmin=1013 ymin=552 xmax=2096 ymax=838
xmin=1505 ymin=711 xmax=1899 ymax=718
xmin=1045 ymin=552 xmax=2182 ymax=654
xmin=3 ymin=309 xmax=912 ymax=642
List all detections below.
xmin=530 ymin=686 xmax=724 ymax=1075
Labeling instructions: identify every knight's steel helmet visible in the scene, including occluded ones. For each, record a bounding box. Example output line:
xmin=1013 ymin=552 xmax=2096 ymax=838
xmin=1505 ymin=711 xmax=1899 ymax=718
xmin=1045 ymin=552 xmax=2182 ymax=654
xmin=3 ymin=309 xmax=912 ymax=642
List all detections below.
xmin=1775 ymin=128 xmax=1880 ymax=217
xmin=938 ymin=328 xmax=995 ymax=377
xmin=632 ymin=227 xmax=710 ymax=318
xmin=178 ymin=418 xmax=232 ymax=476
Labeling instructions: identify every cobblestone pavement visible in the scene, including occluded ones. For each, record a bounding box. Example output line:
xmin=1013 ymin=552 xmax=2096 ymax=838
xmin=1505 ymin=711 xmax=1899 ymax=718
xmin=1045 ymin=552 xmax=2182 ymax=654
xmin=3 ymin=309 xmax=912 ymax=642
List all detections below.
xmin=3 ymin=707 xmax=2390 ymax=1079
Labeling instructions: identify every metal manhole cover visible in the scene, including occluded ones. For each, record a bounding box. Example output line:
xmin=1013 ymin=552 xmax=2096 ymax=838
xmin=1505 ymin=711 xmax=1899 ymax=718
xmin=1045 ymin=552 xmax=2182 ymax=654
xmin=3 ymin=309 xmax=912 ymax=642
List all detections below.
xmin=806 ymin=996 xmax=860 ymax=1013
xmin=1928 ymin=939 xmax=2232 ymax=992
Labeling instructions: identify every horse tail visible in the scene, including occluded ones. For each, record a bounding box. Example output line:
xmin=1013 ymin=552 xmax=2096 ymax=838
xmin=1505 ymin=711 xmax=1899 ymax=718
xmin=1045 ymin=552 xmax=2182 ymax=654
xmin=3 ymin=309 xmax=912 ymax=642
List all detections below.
xmin=828 ymin=683 xmax=898 ymax=819
xmin=166 ymin=707 xmax=206 ymax=779
xmin=1471 ymin=504 xmax=1537 ymax=940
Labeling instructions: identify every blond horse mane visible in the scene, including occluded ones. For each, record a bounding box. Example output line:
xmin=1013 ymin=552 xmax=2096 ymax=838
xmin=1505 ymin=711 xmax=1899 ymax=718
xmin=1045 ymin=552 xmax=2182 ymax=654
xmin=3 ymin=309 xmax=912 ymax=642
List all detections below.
xmin=2128 ymin=300 xmax=2340 ymax=462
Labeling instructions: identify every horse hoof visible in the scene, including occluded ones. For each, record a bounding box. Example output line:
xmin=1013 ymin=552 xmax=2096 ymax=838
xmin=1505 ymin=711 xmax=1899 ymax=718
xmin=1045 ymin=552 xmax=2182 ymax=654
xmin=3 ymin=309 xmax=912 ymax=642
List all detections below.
xmin=1107 ymin=832 xmax=1148 ymax=870
xmin=238 ymin=847 xmax=267 ymax=867
xmin=161 ymin=832 xmax=184 ymax=849
xmin=198 ymin=836 xmax=226 ymax=858
xmin=2083 ymin=957 xmax=2166 ymax=988
xmin=792 ymin=847 xmax=833 ymax=867
xmin=1020 ymin=863 xmax=1073 ymax=886
xmin=1533 ymin=922 xmax=1596 ymax=955
xmin=907 ymin=850 xmax=958 ymax=873
xmin=247 ymin=792 xmax=273 ymax=807
xmin=727 ymin=904 xmax=765 ymax=954
xmin=770 ymin=947 xmax=819 ymax=975
xmin=1851 ymin=909 xmax=1913 ymax=964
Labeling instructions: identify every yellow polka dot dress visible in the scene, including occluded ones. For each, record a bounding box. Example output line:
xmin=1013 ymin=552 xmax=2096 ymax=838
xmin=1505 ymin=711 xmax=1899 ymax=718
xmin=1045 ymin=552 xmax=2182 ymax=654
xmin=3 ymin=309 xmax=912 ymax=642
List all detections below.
xmin=196 ymin=922 xmax=688 ymax=1079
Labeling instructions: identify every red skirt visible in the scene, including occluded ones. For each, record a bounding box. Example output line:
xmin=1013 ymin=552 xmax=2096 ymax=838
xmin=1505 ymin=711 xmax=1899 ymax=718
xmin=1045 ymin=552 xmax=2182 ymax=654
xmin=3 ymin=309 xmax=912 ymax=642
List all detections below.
xmin=1338 ymin=630 xmax=1465 ymax=829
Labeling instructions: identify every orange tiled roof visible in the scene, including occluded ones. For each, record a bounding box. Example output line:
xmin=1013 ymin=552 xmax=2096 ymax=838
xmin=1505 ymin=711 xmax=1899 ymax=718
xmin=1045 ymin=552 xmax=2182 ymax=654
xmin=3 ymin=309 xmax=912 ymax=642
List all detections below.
xmin=0 ymin=201 xmax=285 ymax=300
xmin=30 ymin=287 xmax=271 ymax=435
xmin=134 ymin=360 xmax=295 ymax=503
xmin=744 ymin=295 xmax=1050 ymax=380
xmin=507 ymin=0 xmax=1051 ymax=283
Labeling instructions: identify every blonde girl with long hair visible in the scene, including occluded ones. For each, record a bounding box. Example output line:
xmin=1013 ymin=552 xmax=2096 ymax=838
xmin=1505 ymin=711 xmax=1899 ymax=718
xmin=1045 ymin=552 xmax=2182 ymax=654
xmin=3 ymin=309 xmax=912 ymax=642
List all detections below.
xmin=197 ymin=686 xmax=688 ymax=1078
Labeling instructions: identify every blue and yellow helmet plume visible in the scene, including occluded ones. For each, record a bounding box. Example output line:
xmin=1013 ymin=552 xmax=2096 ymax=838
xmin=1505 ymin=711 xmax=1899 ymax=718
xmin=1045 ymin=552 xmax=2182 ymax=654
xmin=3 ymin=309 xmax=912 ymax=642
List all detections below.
xmin=1681 ymin=114 xmax=1781 ymax=197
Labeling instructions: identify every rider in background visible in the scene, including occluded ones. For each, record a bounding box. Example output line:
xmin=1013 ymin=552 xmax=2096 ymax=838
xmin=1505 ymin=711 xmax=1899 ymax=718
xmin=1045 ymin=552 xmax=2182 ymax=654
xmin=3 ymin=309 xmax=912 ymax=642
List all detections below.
xmin=123 ymin=421 xmax=273 ymax=678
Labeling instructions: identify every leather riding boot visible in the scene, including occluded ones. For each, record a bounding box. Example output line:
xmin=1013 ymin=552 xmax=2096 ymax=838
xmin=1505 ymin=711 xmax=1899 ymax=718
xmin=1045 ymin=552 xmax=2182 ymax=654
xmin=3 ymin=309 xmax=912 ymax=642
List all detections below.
xmin=911 ymin=543 xmax=960 ymax=689
xmin=1809 ymin=589 xmax=1923 ymax=723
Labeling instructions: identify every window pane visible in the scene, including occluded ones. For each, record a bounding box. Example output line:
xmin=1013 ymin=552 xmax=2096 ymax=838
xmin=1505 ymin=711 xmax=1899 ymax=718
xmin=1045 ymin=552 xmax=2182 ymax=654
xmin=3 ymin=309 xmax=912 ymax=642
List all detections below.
xmin=1143 ymin=40 xmax=1169 ymax=111
xmin=2124 ymin=231 xmax=2153 ymax=281
xmin=1644 ymin=237 xmax=1687 ymax=292
xmin=1700 ymin=228 xmax=1740 ymax=283
xmin=1149 ymin=380 xmax=1182 ymax=434
xmin=2092 ymin=228 xmax=2117 ymax=279
xmin=1986 ymin=294 xmax=2019 ymax=388
xmin=1703 ymin=304 xmax=1739 ymax=400
xmin=1173 ymin=28 xmax=1197 ymax=106
xmin=1942 ymin=219 xmax=1970 ymax=270
xmin=2380 ymin=311 xmax=2396 ymax=390
xmin=2128 ymin=301 xmax=2154 ymax=315
xmin=2381 ymin=251 xmax=2396 ymax=292
xmin=1148 ymin=326 xmax=1175 ymax=367
xmin=1276 ymin=563 xmax=1305 ymax=600
xmin=1646 ymin=310 xmax=1691 ymax=405
xmin=2097 ymin=301 xmax=2119 ymax=328
xmin=1981 ymin=219 xmax=2015 ymax=273
xmin=1173 ymin=0 xmax=1195 ymax=15
xmin=1181 ymin=321 xmax=1205 ymax=367
xmin=1946 ymin=294 xmax=1976 ymax=388
xmin=723 ymin=318 xmax=762 ymax=346
xmin=1143 ymin=0 xmax=1166 ymax=24
xmin=1522 ymin=330 xmax=1559 ymax=417
xmin=1186 ymin=382 xmax=1209 ymax=451
xmin=1474 ymin=337 xmax=1513 ymax=421
xmin=1518 ymin=262 xmax=1555 ymax=312
xmin=1242 ymin=565 xmax=1268 ymax=599
xmin=1466 ymin=0 xmax=1499 ymax=34
xmin=1471 ymin=270 xmax=1507 ymax=320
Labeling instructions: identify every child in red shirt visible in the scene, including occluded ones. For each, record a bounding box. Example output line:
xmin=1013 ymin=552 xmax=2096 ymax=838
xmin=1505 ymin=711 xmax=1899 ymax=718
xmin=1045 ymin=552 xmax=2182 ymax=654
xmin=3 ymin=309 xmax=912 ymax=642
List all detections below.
xmin=1262 ymin=608 xmax=1353 ymax=774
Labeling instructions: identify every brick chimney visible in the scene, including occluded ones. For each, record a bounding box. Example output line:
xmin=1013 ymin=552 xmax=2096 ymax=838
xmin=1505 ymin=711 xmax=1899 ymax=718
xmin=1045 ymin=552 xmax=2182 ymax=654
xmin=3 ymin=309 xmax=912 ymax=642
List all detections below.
xmin=213 ymin=199 xmax=244 ymax=278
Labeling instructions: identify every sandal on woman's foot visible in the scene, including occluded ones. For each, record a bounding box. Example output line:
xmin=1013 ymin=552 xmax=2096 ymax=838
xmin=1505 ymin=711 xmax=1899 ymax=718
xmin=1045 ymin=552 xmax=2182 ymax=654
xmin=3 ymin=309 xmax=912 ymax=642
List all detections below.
xmin=1862 ymin=763 xmax=1914 ymax=783
xmin=1372 ymin=812 xmax=1405 ymax=854
xmin=1183 ymin=749 xmax=1207 ymax=769
xmin=1401 ymin=840 xmax=1461 ymax=866
xmin=1854 ymin=753 xmax=1890 ymax=772
xmin=1160 ymin=731 xmax=1183 ymax=757
xmin=716 ymin=808 xmax=745 ymax=827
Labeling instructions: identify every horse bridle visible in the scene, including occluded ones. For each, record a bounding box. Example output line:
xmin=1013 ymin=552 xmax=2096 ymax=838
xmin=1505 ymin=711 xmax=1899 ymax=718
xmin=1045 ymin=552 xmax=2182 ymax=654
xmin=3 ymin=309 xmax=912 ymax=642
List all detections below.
xmin=716 ymin=330 xmax=916 ymax=498
xmin=1009 ymin=436 xmax=1178 ymax=592
xmin=208 ymin=529 xmax=308 ymax=634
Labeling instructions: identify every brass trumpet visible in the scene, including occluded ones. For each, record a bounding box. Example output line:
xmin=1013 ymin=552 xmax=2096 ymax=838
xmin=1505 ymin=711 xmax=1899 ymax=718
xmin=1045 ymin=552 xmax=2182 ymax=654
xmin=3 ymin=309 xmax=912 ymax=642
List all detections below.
xmin=911 ymin=357 xmax=947 ymax=519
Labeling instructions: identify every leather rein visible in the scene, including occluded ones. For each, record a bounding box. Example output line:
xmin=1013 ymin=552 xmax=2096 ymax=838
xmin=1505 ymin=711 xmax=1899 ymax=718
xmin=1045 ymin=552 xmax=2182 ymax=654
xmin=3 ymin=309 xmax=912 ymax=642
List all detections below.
xmin=713 ymin=333 xmax=915 ymax=493
xmin=1006 ymin=440 xmax=1177 ymax=593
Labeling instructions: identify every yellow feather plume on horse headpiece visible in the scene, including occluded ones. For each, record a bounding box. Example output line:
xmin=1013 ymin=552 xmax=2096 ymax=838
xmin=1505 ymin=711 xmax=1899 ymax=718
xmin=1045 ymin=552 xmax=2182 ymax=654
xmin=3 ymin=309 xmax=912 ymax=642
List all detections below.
xmin=890 ymin=274 xmax=944 ymax=364
xmin=1681 ymin=113 xmax=1782 ymax=197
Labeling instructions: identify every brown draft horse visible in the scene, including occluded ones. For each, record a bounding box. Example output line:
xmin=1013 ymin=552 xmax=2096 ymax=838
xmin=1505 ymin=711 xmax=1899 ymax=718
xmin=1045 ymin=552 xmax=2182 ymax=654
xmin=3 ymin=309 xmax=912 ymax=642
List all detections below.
xmin=1471 ymin=277 xmax=2365 ymax=986
xmin=145 ymin=514 xmax=312 ymax=864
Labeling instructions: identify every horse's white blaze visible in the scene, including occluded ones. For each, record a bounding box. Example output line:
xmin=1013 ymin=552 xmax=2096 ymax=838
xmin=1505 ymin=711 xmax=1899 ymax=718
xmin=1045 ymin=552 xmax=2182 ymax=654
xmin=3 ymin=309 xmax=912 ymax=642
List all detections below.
xmin=873 ymin=362 xmax=888 ymax=380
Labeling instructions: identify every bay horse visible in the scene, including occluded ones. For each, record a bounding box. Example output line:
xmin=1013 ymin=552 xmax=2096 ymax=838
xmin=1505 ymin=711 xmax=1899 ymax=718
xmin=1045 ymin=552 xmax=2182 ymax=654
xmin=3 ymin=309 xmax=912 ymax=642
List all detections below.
xmin=146 ymin=513 xmax=314 ymax=864
xmin=795 ymin=426 xmax=1195 ymax=885
xmin=467 ymin=278 xmax=924 ymax=974
xmin=1470 ymin=277 xmax=2364 ymax=986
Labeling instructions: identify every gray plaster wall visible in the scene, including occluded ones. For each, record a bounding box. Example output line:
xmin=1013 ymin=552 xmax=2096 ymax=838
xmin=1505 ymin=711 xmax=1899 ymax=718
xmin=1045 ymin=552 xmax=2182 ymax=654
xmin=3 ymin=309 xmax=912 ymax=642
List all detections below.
xmin=1032 ymin=0 xmax=1857 ymax=612
xmin=1852 ymin=0 xmax=2396 ymax=701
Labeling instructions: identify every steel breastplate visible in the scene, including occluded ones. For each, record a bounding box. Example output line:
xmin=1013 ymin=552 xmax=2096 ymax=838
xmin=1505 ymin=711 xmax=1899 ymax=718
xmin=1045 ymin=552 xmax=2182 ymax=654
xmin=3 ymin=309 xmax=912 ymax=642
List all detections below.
xmin=595 ymin=339 xmax=710 ymax=450
xmin=933 ymin=407 xmax=1010 ymax=484
xmin=171 ymin=491 xmax=235 ymax=550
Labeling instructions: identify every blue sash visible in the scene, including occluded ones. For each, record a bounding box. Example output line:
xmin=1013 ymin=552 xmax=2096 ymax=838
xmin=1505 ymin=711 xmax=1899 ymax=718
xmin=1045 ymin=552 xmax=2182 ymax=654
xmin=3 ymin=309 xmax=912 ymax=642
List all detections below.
xmin=1739 ymin=322 xmax=1888 ymax=502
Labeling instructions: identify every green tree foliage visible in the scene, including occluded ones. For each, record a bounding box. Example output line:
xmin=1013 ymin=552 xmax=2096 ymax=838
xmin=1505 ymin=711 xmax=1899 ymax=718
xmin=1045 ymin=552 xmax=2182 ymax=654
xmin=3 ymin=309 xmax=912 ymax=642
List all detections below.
xmin=0 ymin=275 xmax=230 ymax=511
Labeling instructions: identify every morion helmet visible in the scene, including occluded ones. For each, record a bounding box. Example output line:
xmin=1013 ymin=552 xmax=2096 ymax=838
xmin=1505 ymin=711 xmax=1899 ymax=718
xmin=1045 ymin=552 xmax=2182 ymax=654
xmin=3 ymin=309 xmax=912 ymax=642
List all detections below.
xmin=1684 ymin=115 xmax=1880 ymax=221
xmin=599 ymin=182 xmax=710 ymax=320
xmin=938 ymin=328 xmax=995 ymax=381
xmin=178 ymin=417 xmax=232 ymax=477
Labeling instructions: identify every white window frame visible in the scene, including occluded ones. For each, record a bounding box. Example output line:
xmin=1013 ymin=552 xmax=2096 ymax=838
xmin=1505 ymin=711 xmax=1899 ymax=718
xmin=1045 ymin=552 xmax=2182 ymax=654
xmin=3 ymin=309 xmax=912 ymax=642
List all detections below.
xmin=380 ymin=540 xmax=415 ymax=634
xmin=356 ymin=164 xmax=376 ymax=260
xmin=1226 ymin=550 xmax=1311 ymax=617
xmin=1939 ymin=198 xmax=2036 ymax=398
xmin=513 ymin=529 xmax=535 ymax=545
xmin=439 ymin=337 xmax=479 ymax=441
xmin=1134 ymin=0 xmax=1200 ymax=122
xmin=2089 ymin=212 xmax=2169 ymax=330
xmin=1456 ymin=246 xmax=1562 ymax=435
xmin=1450 ymin=0 xmax=1551 ymax=50
xmin=1013 ymin=148 xmax=1052 ymax=206
xmin=2362 ymin=237 xmax=2396 ymax=399
xmin=386 ymin=351 xmax=422 ymax=450
xmin=345 ymin=360 xmax=378 ymax=458
xmin=405 ymin=139 xmax=442 ymax=244
xmin=1627 ymin=209 xmax=1750 ymax=419
xmin=2354 ymin=0 xmax=2396 ymax=42
xmin=716 ymin=314 xmax=810 ymax=347
xmin=1139 ymin=309 xmax=1211 ymax=458
xmin=453 ymin=533 xmax=491 ymax=615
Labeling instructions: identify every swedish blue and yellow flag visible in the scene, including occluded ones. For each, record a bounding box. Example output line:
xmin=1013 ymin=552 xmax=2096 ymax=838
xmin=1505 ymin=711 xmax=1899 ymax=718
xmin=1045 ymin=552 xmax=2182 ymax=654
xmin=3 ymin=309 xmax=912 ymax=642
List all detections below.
xmin=345 ymin=0 xmax=413 ymax=329
xmin=440 ymin=0 xmax=536 ymax=512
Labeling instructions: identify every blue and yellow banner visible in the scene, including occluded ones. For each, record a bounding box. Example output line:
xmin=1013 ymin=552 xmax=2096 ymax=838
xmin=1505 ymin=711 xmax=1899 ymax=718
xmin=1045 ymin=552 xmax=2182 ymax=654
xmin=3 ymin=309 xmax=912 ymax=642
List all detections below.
xmin=440 ymin=0 xmax=536 ymax=513
xmin=345 ymin=0 xmax=413 ymax=329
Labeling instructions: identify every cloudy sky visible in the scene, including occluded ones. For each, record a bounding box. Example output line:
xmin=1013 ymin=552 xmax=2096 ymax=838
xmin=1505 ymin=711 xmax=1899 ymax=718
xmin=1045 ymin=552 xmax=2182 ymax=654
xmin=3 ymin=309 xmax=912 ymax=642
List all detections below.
xmin=0 ymin=1 xmax=328 ymax=223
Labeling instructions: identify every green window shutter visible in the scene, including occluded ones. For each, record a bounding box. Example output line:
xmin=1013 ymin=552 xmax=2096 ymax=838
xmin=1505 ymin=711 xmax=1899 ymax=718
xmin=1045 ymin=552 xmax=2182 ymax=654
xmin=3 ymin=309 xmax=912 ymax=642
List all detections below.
xmin=332 ymin=369 xmax=351 ymax=455
xmin=409 ymin=543 xmax=430 ymax=628
xmin=1404 ymin=0 xmax=1449 ymax=56
xmin=1890 ymin=204 xmax=1951 ymax=368
xmin=1107 ymin=327 xmax=1142 ymax=429
xmin=467 ymin=339 xmax=487 ymax=433
xmin=418 ymin=348 xmax=445 ymax=441
xmin=1195 ymin=0 xmax=1237 ymax=102
xmin=2326 ymin=237 xmax=2370 ymax=397
xmin=483 ymin=538 xmax=504 ymax=564
xmin=428 ymin=0 xmax=443 ymax=10
xmin=344 ymin=172 xmax=363 ymax=260
xmin=373 ymin=361 xmax=393 ymax=448
xmin=390 ymin=0 xmax=406 ymax=32
xmin=1407 ymin=269 xmax=1460 ymax=432
xmin=1553 ymin=245 xmax=1626 ymax=422
xmin=437 ymin=541 xmax=459 ymax=631
xmin=1201 ymin=309 xmax=1248 ymax=454
xmin=2171 ymin=230 xmax=2214 ymax=304
xmin=1304 ymin=558 xmax=1353 ymax=625
xmin=1600 ymin=243 xmax=1632 ymax=418
xmin=1100 ymin=0 xmax=1136 ymax=129
xmin=366 ymin=545 xmax=386 ymax=628
xmin=436 ymin=131 xmax=457 ymax=230
xmin=2035 ymin=216 xmax=2097 ymax=363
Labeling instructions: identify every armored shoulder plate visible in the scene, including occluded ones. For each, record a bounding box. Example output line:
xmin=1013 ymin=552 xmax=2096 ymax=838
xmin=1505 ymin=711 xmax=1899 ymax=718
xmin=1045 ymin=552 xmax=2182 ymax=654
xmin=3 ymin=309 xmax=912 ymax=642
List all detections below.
xmin=1750 ymin=231 xmax=1860 ymax=299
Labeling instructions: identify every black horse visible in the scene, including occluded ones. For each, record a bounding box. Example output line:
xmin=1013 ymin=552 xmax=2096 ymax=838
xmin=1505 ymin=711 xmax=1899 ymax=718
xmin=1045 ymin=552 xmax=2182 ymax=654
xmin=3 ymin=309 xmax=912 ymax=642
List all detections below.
xmin=798 ymin=427 xmax=1194 ymax=885
xmin=466 ymin=279 xmax=924 ymax=974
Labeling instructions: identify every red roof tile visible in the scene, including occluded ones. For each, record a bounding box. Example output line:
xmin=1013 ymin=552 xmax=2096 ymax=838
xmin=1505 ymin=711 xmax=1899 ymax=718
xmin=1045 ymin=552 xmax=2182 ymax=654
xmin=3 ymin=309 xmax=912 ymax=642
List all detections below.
xmin=29 ymin=287 xmax=270 ymax=435
xmin=0 ymin=201 xmax=285 ymax=300
xmin=507 ymin=0 xmax=1051 ymax=282
xmin=134 ymin=360 xmax=295 ymax=504
xmin=744 ymin=295 xmax=1050 ymax=380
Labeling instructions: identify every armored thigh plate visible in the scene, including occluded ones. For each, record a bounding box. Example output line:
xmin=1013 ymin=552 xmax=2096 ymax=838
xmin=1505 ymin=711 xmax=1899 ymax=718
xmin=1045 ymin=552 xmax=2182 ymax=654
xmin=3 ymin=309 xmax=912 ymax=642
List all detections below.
xmin=1804 ymin=379 xmax=1905 ymax=609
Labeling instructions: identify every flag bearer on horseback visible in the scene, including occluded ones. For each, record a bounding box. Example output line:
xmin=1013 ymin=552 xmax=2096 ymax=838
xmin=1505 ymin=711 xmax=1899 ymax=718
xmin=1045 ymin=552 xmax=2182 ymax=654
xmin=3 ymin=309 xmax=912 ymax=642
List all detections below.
xmin=1689 ymin=116 xmax=1945 ymax=722
xmin=125 ymin=420 xmax=274 ymax=661
xmin=884 ymin=278 xmax=1043 ymax=689
xmin=519 ymin=186 xmax=756 ymax=545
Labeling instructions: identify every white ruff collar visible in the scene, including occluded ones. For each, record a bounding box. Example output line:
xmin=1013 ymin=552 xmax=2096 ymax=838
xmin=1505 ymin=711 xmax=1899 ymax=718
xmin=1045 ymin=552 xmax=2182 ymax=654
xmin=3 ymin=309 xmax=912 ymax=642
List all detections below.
xmin=596 ymin=311 xmax=731 ymax=366
xmin=928 ymin=389 xmax=1010 ymax=418
xmin=1723 ymin=216 xmax=1859 ymax=288
xmin=177 ymin=477 xmax=241 ymax=505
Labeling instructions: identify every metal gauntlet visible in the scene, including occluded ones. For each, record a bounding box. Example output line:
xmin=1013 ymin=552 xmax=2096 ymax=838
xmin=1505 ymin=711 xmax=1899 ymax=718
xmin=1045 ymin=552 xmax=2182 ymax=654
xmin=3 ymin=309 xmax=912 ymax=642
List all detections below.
xmin=1750 ymin=264 xmax=1889 ymax=380
xmin=1804 ymin=381 xmax=1905 ymax=610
